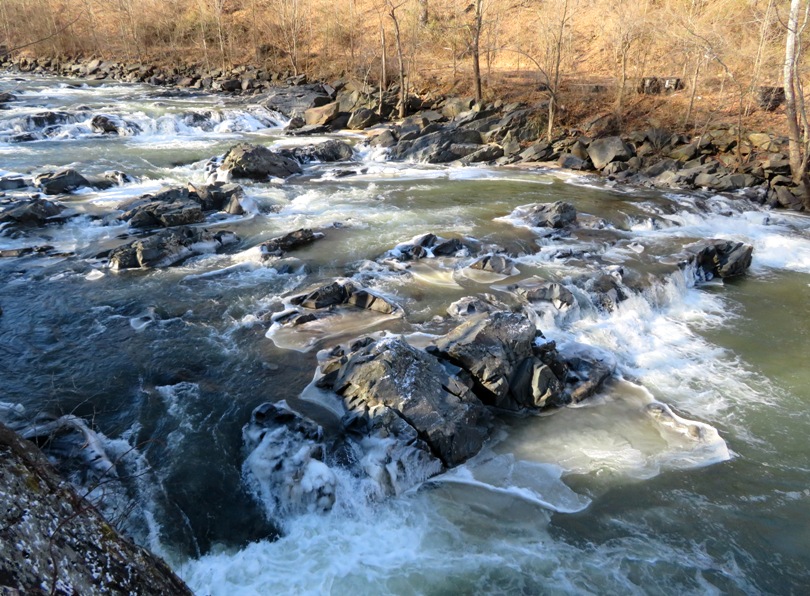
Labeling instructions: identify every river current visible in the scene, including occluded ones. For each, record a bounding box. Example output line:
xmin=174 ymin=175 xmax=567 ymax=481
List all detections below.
xmin=1 ymin=75 xmax=809 ymax=594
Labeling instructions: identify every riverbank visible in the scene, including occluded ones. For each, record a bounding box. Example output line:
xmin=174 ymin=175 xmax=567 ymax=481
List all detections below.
xmin=2 ymin=54 xmax=807 ymax=212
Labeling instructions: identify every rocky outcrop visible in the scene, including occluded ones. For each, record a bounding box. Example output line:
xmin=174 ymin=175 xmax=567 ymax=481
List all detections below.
xmin=0 ymin=423 xmax=192 ymax=595
xmin=220 ymin=143 xmax=302 ymax=180
xmin=321 ymin=336 xmax=493 ymax=466
xmin=34 ymin=169 xmax=90 ymax=195
xmin=108 ymin=226 xmax=239 ymax=269
xmin=429 ymin=312 xmax=565 ymax=410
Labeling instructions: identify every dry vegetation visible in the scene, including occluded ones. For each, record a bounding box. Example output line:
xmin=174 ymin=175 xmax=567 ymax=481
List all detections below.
xmin=0 ymin=0 xmax=800 ymax=135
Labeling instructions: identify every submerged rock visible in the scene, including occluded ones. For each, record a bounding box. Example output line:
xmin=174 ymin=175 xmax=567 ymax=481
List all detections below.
xmin=221 ymin=142 xmax=302 ymax=180
xmin=260 ymin=228 xmax=324 ymax=258
xmin=0 ymin=423 xmax=192 ymax=595
xmin=108 ymin=226 xmax=238 ymax=269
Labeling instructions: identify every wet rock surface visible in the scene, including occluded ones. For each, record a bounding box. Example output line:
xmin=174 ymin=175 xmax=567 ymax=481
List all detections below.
xmin=0 ymin=423 xmax=192 ymax=595
xmin=108 ymin=226 xmax=239 ymax=269
xmin=221 ymin=142 xmax=302 ymax=180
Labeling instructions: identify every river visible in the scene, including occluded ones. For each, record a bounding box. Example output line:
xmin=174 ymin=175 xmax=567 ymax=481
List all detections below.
xmin=1 ymin=74 xmax=809 ymax=594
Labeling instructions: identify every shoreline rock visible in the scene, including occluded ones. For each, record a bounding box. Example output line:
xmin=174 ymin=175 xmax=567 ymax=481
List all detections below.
xmin=0 ymin=422 xmax=192 ymax=595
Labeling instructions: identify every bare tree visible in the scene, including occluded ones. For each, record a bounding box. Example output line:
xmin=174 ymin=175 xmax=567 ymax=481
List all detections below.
xmin=784 ymin=0 xmax=810 ymax=204
xmin=386 ymin=0 xmax=408 ymax=118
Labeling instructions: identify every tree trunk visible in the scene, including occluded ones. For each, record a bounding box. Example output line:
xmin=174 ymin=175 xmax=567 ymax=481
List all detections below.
xmin=387 ymin=0 xmax=406 ymax=119
xmin=471 ymin=0 xmax=483 ymax=103
xmin=784 ymin=0 xmax=809 ymax=197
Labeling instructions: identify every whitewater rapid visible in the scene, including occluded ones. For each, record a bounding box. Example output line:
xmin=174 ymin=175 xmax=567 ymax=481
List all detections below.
xmin=2 ymin=73 xmax=810 ymax=593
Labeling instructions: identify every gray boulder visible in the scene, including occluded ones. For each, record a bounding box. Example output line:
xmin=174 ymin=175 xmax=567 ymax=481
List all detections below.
xmin=118 ymin=188 xmax=204 ymax=228
xmin=468 ymin=254 xmax=517 ymax=275
xmin=429 ymin=312 xmax=562 ymax=410
xmin=0 ymin=198 xmax=66 ymax=227
xmin=396 ymin=128 xmax=483 ymax=163
xmin=35 ymin=169 xmax=90 ymax=195
xmin=221 ymin=143 xmax=302 ymax=180
xmin=587 ymin=136 xmax=634 ymax=169
xmin=290 ymin=280 xmax=398 ymax=314
xmin=690 ymin=240 xmax=754 ymax=280
xmin=188 ymin=181 xmax=244 ymax=214
xmin=290 ymin=139 xmax=354 ymax=163
xmin=518 ymin=201 xmax=577 ymax=229
xmin=0 ymin=176 xmax=28 ymax=191
xmin=108 ymin=227 xmax=238 ymax=269
xmin=347 ymin=108 xmax=380 ymax=130
xmin=242 ymin=402 xmax=337 ymax=516
xmin=260 ymin=228 xmax=324 ymax=257
xmin=325 ymin=337 xmax=492 ymax=466
xmin=304 ymin=101 xmax=340 ymax=126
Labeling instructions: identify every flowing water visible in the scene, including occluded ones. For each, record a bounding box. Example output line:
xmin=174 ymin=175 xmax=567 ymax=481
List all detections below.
xmin=1 ymin=74 xmax=809 ymax=595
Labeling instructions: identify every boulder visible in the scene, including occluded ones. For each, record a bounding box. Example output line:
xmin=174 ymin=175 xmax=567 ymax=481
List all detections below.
xmin=108 ymin=227 xmax=238 ymax=269
xmin=429 ymin=312 xmax=564 ymax=410
xmin=326 ymin=336 xmax=492 ymax=466
xmin=368 ymin=129 xmax=397 ymax=148
xmin=0 ymin=423 xmax=193 ymax=595
xmin=242 ymin=402 xmax=337 ymax=516
xmin=587 ymin=136 xmax=634 ymax=169
xmin=90 ymin=114 xmax=121 ymax=134
xmin=518 ymin=201 xmax=577 ymax=229
xmin=468 ymin=254 xmax=517 ymax=275
xmin=35 ymin=169 xmax=90 ymax=195
xmin=290 ymin=140 xmax=354 ymax=163
xmin=757 ymin=86 xmax=785 ymax=111
xmin=0 ymin=176 xmax=27 ymax=191
xmin=396 ymin=128 xmax=483 ymax=163
xmin=690 ymin=240 xmax=754 ymax=280
xmin=513 ymin=279 xmax=576 ymax=310
xmin=290 ymin=280 xmax=398 ymax=314
xmin=118 ymin=188 xmax=204 ymax=228
xmin=447 ymin=294 xmax=510 ymax=318
xmin=0 ymin=91 xmax=16 ymax=103
xmin=221 ymin=143 xmax=302 ymax=180
xmin=0 ymin=198 xmax=65 ymax=226
xmin=188 ymin=181 xmax=244 ymax=214
xmin=347 ymin=108 xmax=380 ymax=130
xmin=459 ymin=143 xmax=504 ymax=164
xmin=385 ymin=233 xmax=465 ymax=261
xmin=558 ymin=153 xmax=590 ymax=170
xmin=304 ymin=101 xmax=340 ymax=126
xmin=260 ymin=228 xmax=324 ymax=257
